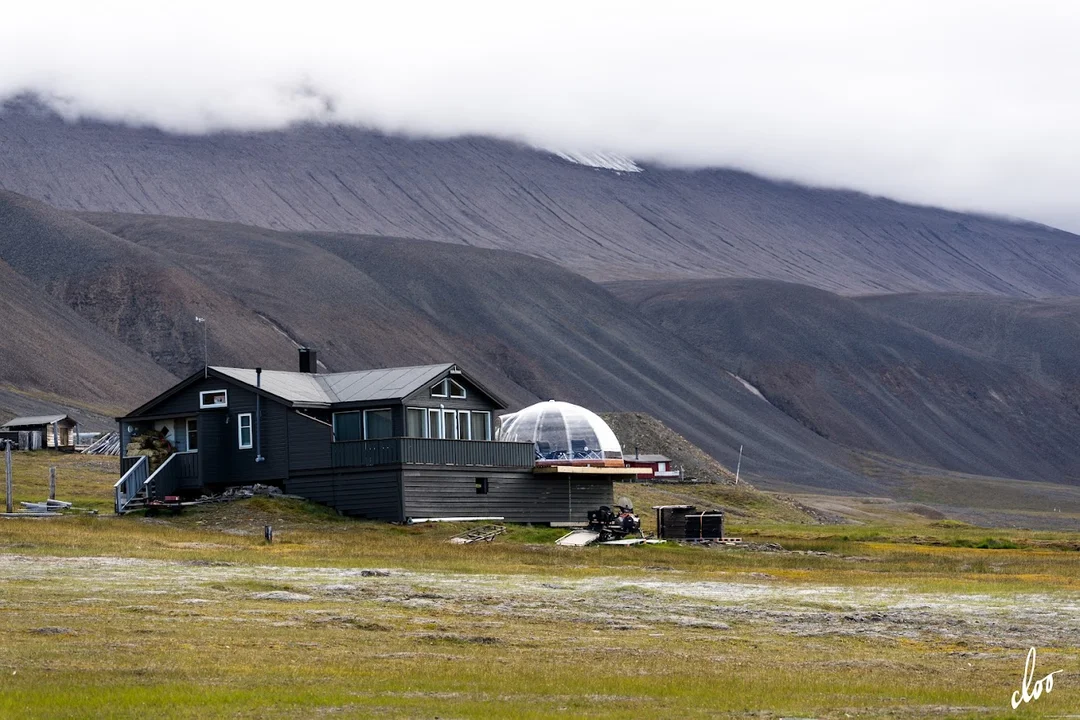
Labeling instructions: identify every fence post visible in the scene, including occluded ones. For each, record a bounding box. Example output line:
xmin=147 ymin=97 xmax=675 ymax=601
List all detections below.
xmin=4 ymin=442 xmax=12 ymax=514
xmin=49 ymin=466 xmax=56 ymax=500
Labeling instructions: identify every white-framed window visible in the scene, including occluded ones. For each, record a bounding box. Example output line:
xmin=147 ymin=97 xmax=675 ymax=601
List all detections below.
xmin=406 ymin=407 xmax=491 ymax=440
xmin=470 ymin=411 xmax=491 ymax=441
xmin=442 ymin=408 xmax=458 ymax=440
xmin=457 ymin=410 xmax=471 ymax=440
xmin=363 ymin=408 xmax=393 ymax=439
xmin=187 ymin=419 xmax=198 ymax=452
xmin=199 ymin=389 xmax=228 ymax=409
xmin=333 ymin=409 xmax=394 ymax=440
xmin=406 ymin=407 xmax=426 ymax=438
xmin=430 ymin=378 xmax=466 ymax=399
xmin=237 ymin=413 xmax=253 ymax=449
xmin=428 ymin=408 xmax=442 ymax=439
xmin=332 ymin=411 xmax=361 ymax=442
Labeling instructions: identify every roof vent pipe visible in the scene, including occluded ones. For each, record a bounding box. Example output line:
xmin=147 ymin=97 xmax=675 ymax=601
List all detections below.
xmin=635 ymin=446 xmax=639 ymax=460
xmin=299 ymin=348 xmax=317 ymax=374
xmin=255 ymin=367 xmax=264 ymax=463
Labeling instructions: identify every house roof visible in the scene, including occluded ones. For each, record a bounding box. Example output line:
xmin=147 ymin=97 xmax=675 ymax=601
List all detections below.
xmin=624 ymin=454 xmax=671 ymax=464
xmin=210 ymin=363 xmax=458 ymax=407
xmin=1 ymin=414 xmax=72 ymax=428
xmin=319 ymin=364 xmax=455 ymax=403
xmin=211 ymin=368 xmax=334 ymax=405
xmin=123 ymin=362 xmax=505 ymax=420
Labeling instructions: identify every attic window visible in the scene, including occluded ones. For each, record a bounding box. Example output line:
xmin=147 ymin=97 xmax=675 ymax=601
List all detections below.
xmin=199 ymin=390 xmax=228 ymax=409
xmin=430 ymin=378 xmax=466 ymax=399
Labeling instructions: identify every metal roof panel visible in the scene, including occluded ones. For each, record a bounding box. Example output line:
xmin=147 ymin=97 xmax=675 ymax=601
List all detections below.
xmin=1 ymin=414 xmax=70 ymax=428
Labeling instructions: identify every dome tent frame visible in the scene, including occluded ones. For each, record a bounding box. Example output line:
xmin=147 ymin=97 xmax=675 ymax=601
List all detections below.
xmin=498 ymin=400 xmax=624 ymax=467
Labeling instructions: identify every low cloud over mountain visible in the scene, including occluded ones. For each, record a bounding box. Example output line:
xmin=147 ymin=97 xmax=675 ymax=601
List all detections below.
xmin=3 ymin=2 xmax=1080 ymax=231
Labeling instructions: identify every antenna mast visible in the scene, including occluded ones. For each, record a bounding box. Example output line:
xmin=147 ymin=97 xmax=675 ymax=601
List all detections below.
xmin=195 ymin=316 xmax=207 ymax=378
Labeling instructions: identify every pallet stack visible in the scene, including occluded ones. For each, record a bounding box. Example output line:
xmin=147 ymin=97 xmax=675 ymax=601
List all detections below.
xmin=654 ymin=504 xmax=725 ymax=541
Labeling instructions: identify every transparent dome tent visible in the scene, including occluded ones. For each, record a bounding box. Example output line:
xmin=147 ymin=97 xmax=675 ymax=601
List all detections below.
xmin=497 ymin=400 xmax=624 ymax=466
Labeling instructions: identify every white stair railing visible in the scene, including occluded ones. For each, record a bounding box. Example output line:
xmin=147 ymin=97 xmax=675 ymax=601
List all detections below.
xmin=114 ymin=456 xmax=149 ymax=513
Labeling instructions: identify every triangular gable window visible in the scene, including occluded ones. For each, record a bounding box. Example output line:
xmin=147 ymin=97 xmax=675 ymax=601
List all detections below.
xmin=430 ymin=378 xmax=466 ymax=399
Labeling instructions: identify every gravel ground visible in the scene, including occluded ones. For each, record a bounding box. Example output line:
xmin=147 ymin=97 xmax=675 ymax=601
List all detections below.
xmin=3 ymin=553 xmax=1077 ymax=651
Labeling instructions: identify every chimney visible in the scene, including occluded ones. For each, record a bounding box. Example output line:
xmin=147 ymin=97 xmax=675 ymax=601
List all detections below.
xmin=299 ymin=347 xmax=317 ymax=374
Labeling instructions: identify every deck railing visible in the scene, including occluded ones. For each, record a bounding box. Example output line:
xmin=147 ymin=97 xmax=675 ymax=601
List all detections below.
xmin=114 ymin=456 xmax=149 ymax=513
xmin=331 ymin=438 xmax=534 ymax=470
xmin=144 ymin=451 xmax=199 ymax=501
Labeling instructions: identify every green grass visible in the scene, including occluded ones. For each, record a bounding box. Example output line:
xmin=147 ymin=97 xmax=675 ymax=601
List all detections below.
xmin=1 ymin=450 xmax=118 ymax=512
xmin=0 ymin=451 xmax=1077 ymax=717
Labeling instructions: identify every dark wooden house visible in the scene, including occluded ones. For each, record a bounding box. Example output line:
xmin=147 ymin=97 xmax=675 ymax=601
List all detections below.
xmin=115 ymin=350 xmax=625 ymax=521
xmin=0 ymin=414 xmax=77 ymax=450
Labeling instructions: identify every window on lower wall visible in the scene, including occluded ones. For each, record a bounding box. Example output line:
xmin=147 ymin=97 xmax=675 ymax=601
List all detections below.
xmin=187 ymin=419 xmax=198 ymax=451
xmin=364 ymin=408 xmax=393 ymax=439
xmin=237 ymin=413 xmax=253 ymax=449
xmin=475 ymin=477 xmax=489 ymax=494
xmin=333 ymin=411 xmax=361 ymax=442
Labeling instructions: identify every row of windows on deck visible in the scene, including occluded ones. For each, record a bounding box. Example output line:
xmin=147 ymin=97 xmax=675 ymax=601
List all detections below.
xmin=332 ymin=408 xmax=492 ymax=443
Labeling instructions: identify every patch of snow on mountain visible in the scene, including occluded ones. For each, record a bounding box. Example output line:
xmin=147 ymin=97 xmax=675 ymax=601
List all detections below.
xmin=728 ymin=372 xmax=768 ymax=402
xmin=551 ymin=150 xmax=642 ymax=173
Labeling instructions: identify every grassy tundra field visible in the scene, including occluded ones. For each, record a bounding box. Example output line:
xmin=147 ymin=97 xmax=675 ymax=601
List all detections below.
xmin=0 ymin=453 xmax=1077 ymax=718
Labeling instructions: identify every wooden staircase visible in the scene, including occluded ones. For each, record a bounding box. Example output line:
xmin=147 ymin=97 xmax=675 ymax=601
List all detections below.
xmin=113 ymin=455 xmax=149 ymax=513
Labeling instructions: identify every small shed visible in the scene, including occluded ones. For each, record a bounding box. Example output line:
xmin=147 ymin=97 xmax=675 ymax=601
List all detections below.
xmin=0 ymin=415 xmax=77 ymax=450
xmin=623 ymin=452 xmax=680 ymax=480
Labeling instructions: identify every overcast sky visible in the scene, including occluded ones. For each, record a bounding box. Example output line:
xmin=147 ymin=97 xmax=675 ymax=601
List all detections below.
xmin=2 ymin=1 xmax=1079 ymax=231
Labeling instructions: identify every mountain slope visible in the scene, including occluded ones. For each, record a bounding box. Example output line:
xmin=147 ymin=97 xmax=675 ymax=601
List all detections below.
xmin=0 ymin=256 xmax=176 ymax=427
xmin=609 ymin=278 xmax=1080 ymax=485
xmin=2 ymin=103 xmax=1080 ymax=296
xmin=859 ymin=293 xmax=1080 ymax=403
xmin=0 ymin=192 xmax=870 ymax=490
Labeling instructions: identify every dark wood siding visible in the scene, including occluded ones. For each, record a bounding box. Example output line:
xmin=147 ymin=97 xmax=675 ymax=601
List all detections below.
xmin=285 ymin=469 xmax=402 ymax=520
xmin=402 ymin=372 xmax=501 ymax=414
xmin=402 ymin=470 xmax=613 ymax=522
xmin=224 ymin=391 xmax=289 ymax=485
xmin=198 ymin=410 xmax=227 ymax=487
xmin=288 ymin=411 xmax=332 ymax=471
xmin=127 ymin=375 xmax=292 ymax=488
xmin=137 ymin=377 xmax=226 ymax=418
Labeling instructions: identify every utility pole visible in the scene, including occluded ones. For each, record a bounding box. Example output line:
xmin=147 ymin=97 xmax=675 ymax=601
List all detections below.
xmin=734 ymin=445 xmax=743 ymax=485
xmin=195 ymin=316 xmax=208 ymax=378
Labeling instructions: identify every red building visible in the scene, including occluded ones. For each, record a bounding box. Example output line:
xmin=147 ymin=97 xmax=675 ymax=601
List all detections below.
xmin=622 ymin=453 xmax=680 ymax=480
